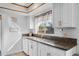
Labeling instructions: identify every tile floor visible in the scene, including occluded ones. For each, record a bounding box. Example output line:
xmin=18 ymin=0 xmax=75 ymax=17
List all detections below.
xmin=6 ymin=51 xmax=28 ymax=56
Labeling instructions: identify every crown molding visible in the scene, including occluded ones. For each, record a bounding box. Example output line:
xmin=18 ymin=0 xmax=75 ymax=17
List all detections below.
xmin=0 ymin=3 xmax=45 ymax=14
xmin=11 ymin=3 xmax=33 ymax=8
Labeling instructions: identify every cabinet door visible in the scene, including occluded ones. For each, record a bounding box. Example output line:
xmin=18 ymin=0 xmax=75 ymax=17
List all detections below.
xmin=38 ymin=43 xmax=47 ymax=56
xmin=62 ymin=4 xmax=74 ymax=27
xmin=46 ymin=46 xmax=52 ymax=56
xmin=37 ymin=43 xmax=41 ymax=56
xmin=38 ymin=42 xmax=65 ymax=56
xmin=53 ymin=3 xmax=63 ymax=27
xmin=23 ymin=39 xmax=29 ymax=55
xmin=28 ymin=40 xmax=33 ymax=56
xmin=32 ymin=41 xmax=38 ymax=56
xmin=28 ymin=40 xmax=38 ymax=56
xmin=47 ymin=46 xmax=65 ymax=56
xmin=53 ymin=3 xmax=75 ymax=27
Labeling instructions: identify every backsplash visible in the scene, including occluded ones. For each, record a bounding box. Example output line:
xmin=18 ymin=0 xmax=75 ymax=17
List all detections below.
xmin=54 ymin=28 xmax=76 ymax=38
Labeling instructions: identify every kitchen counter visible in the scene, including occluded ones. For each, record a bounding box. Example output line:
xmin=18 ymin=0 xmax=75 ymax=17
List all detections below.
xmin=23 ymin=34 xmax=77 ymax=51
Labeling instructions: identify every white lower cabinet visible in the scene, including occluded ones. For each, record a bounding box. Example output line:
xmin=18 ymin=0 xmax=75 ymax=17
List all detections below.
xmin=38 ymin=43 xmax=47 ymax=56
xmin=38 ymin=43 xmax=65 ymax=56
xmin=47 ymin=45 xmax=65 ymax=56
xmin=28 ymin=40 xmax=38 ymax=56
xmin=23 ymin=38 xmax=76 ymax=56
xmin=28 ymin=39 xmax=32 ymax=56
xmin=32 ymin=41 xmax=38 ymax=56
xmin=23 ymin=39 xmax=29 ymax=55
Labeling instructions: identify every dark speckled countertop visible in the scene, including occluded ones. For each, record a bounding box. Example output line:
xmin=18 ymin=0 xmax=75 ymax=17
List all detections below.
xmin=23 ymin=34 xmax=77 ymax=51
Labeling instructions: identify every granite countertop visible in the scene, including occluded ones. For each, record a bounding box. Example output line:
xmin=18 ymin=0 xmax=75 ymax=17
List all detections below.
xmin=23 ymin=34 xmax=77 ymax=51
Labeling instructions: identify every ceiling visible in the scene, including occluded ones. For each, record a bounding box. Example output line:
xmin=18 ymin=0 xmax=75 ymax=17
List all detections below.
xmin=0 ymin=3 xmax=45 ymax=16
xmin=0 ymin=3 xmax=44 ymax=12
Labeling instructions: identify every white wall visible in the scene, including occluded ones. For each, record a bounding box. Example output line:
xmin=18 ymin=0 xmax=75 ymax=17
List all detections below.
xmin=1 ymin=15 xmax=22 ymax=55
xmin=1 ymin=15 xmax=31 ymax=55
xmin=72 ymin=4 xmax=79 ymax=54
xmin=0 ymin=8 xmax=32 ymax=55
xmin=16 ymin=16 xmax=35 ymax=34
xmin=16 ymin=16 xmax=30 ymax=34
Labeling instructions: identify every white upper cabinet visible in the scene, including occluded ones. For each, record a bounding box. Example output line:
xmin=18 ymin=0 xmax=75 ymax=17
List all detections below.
xmin=62 ymin=4 xmax=75 ymax=27
xmin=53 ymin=3 xmax=63 ymax=27
xmin=53 ymin=3 xmax=75 ymax=28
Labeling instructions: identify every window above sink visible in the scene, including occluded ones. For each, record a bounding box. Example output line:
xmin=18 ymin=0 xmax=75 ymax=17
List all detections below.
xmin=34 ymin=10 xmax=54 ymax=34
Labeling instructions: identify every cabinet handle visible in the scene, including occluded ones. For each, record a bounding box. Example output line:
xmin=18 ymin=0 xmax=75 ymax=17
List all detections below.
xmin=47 ymin=53 xmax=51 ymax=56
